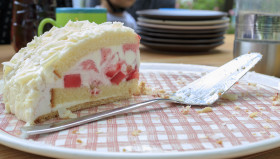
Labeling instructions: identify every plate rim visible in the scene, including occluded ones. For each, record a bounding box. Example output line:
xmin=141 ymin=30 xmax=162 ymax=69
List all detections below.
xmin=136 ymin=9 xmax=227 ymax=20
xmin=139 ymin=34 xmax=224 ymax=44
xmin=138 ymin=26 xmax=228 ymax=34
xmin=137 ymin=30 xmax=226 ymax=38
xmin=140 ymin=40 xmax=224 ymax=51
xmin=137 ymin=17 xmax=230 ymax=26
xmin=137 ymin=21 xmax=229 ymax=30
xmin=1 ymin=63 xmax=280 ymax=159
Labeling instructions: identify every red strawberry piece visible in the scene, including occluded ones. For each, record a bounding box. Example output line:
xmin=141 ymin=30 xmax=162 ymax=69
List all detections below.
xmin=80 ymin=60 xmax=99 ymax=72
xmin=123 ymin=43 xmax=138 ymax=53
xmin=105 ymin=62 xmax=123 ymax=78
xmin=95 ymin=89 xmax=101 ymax=94
xmin=126 ymin=65 xmax=133 ymax=74
xmin=101 ymin=48 xmax=112 ymax=65
xmin=90 ymin=88 xmax=101 ymax=95
xmin=64 ymin=74 xmax=81 ymax=88
xmin=137 ymin=34 xmax=141 ymax=40
xmin=111 ymin=71 xmax=126 ymax=85
xmin=126 ymin=70 xmax=139 ymax=81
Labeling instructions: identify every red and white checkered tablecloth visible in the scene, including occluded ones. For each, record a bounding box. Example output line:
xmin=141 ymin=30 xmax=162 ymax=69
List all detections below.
xmin=0 ymin=70 xmax=280 ymax=153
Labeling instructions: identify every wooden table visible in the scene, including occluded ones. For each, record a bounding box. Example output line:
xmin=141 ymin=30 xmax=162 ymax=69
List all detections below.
xmin=0 ymin=34 xmax=280 ymax=158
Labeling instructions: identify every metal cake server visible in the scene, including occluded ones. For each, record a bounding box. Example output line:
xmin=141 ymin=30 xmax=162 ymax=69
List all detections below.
xmin=21 ymin=53 xmax=262 ymax=136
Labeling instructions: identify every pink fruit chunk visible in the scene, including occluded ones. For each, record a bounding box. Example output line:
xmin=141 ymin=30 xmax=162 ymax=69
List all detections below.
xmin=101 ymin=48 xmax=112 ymax=65
xmin=105 ymin=62 xmax=123 ymax=78
xmin=111 ymin=71 xmax=126 ymax=85
xmin=137 ymin=34 xmax=141 ymax=40
xmin=126 ymin=65 xmax=133 ymax=74
xmin=80 ymin=60 xmax=99 ymax=72
xmin=123 ymin=43 xmax=138 ymax=53
xmin=64 ymin=74 xmax=81 ymax=88
xmin=90 ymin=88 xmax=101 ymax=95
xmin=126 ymin=70 xmax=139 ymax=81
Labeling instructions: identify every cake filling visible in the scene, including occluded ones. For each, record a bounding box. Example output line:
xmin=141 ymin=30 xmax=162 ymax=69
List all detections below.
xmin=35 ymin=44 xmax=140 ymax=121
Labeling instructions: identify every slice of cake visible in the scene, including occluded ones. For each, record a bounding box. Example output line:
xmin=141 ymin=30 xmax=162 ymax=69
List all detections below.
xmin=3 ymin=21 xmax=141 ymax=124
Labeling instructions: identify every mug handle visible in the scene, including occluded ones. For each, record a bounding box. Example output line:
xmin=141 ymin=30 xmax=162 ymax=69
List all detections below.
xmin=38 ymin=18 xmax=58 ymax=36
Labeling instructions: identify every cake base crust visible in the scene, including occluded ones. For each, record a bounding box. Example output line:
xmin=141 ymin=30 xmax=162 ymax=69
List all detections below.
xmin=34 ymin=95 xmax=130 ymax=123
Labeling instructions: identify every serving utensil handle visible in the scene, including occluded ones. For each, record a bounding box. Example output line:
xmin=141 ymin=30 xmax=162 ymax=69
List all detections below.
xmin=21 ymin=98 xmax=171 ymax=136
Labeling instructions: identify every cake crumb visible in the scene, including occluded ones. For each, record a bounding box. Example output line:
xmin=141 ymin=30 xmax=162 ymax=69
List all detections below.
xmin=132 ymin=130 xmax=142 ymax=136
xmin=72 ymin=130 xmax=80 ymax=134
xmin=249 ymin=112 xmax=258 ymax=118
xmin=272 ymin=93 xmax=280 ymax=105
xmin=77 ymin=139 xmax=83 ymax=144
xmin=264 ymin=125 xmax=270 ymax=129
xmin=181 ymin=106 xmax=191 ymax=115
xmin=256 ymin=92 xmax=263 ymax=97
xmin=216 ymin=140 xmax=223 ymax=146
xmin=241 ymin=92 xmax=249 ymax=97
xmin=176 ymin=77 xmax=187 ymax=85
xmin=248 ymin=83 xmax=257 ymax=87
xmin=198 ymin=135 xmax=209 ymax=139
xmin=122 ymin=148 xmax=127 ymax=152
xmin=138 ymin=81 xmax=147 ymax=95
xmin=221 ymin=93 xmax=238 ymax=101
xmin=155 ymin=89 xmax=170 ymax=98
xmin=234 ymin=106 xmax=240 ymax=110
xmin=137 ymin=81 xmax=171 ymax=98
xmin=265 ymin=119 xmax=273 ymax=123
xmin=58 ymin=108 xmax=77 ymax=119
xmin=197 ymin=107 xmax=213 ymax=113
xmin=270 ymin=134 xmax=275 ymax=138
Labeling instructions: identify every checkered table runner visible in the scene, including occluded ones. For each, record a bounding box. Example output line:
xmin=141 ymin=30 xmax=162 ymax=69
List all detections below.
xmin=0 ymin=70 xmax=280 ymax=152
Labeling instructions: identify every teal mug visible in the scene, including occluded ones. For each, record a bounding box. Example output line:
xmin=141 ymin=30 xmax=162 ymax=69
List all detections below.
xmin=38 ymin=7 xmax=107 ymax=35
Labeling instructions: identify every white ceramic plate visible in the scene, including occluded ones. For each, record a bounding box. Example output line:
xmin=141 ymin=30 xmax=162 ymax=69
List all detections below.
xmin=137 ymin=26 xmax=228 ymax=34
xmin=136 ymin=9 xmax=227 ymax=20
xmin=139 ymin=34 xmax=224 ymax=44
xmin=140 ymin=40 xmax=224 ymax=51
xmin=137 ymin=21 xmax=229 ymax=30
xmin=137 ymin=29 xmax=225 ymax=38
xmin=137 ymin=17 xmax=230 ymax=26
xmin=1 ymin=63 xmax=280 ymax=159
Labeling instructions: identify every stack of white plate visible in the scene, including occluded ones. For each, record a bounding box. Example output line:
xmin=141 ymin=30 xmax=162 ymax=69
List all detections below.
xmin=136 ymin=9 xmax=229 ymax=52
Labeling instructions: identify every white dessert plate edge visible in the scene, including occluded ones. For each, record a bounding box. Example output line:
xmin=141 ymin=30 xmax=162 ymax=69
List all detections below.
xmin=137 ymin=17 xmax=230 ymax=26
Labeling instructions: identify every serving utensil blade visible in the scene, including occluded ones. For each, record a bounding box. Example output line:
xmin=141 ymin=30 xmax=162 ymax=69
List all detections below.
xmin=172 ymin=52 xmax=262 ymax=105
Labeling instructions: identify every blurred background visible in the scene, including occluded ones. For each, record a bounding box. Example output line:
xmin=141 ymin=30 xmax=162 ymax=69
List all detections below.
xmin=0 ymin=0 xmax=235 ymax=45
